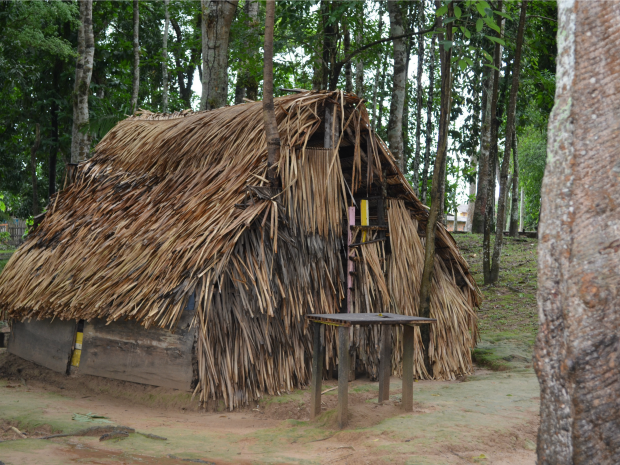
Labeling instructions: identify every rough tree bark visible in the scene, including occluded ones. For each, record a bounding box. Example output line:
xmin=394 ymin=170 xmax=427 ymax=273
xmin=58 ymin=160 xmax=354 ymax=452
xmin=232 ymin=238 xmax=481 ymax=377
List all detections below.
xmin=419 ymin=1 xmax=453 ymax=373
xmin=263 ymin=0 xmax=279 ymax=186
xmin=535 ymin=1 xmax=620 ymax=462
xmin=387 ymin=0 xmax=407 ymax=172
xmin=412 ymin=1 xmax=425 ymax=195
xmin=200 ymin=0 xmax=239 ymax=111
xmin=490 ymin=0 xmax=528 ymax=283
xmin=509 ymin=128 xmax=520 ymax=236
xmin=371 ymin=7 xmax=385 ymax=132
xmin=234 ymin=0 xmax=259 ymax=104
xmin=131 ymin=0 xmax=140 ymax=114
xmin=70 ymin=0 xmax=94 ymax=164
xmin=420 ymin=34 xmax=437 ymax=204
xmin=31 ymin=124 xmax=41 ymax=216
xmin=162 ymin=0 xmax=170 ymax=113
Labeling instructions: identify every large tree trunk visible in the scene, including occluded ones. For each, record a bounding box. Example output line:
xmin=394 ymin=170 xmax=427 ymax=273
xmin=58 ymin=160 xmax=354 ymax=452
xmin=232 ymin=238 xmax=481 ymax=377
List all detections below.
xmin=70 ymin=0 xmax=94 ymax=164
xmin=234 ymin=0 xmax=259 ymax=104
xmin=420 ymin=34 xmax=437 ymax=205
xmin=535 ymin=2 xmax=620 ymax=462
xmin=131 ymin=0 xmax=140 ymax=114
xmin=412 ymin=1 xmax=425 ymax=195
xmin=509 ymin=128 xmax=520 ymax=236
xmin=490 ymin=1 xmax=528 ymax=283
xmin=418 ymin=1 xmax=453 ymax=374
xmin=31 ymin=124 xmax=41 ymax=216
xmin=263 ymin=0 xmax=279 ymax=186
xmin=200 ymin=0 xmax=239 ymax=111
xmin=387 ymin=0 xmax=407 ymax=172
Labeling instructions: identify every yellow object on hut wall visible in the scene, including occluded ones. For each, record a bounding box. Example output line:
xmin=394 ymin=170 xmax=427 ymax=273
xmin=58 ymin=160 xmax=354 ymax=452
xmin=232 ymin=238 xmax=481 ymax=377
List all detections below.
xmin=70 ymin=331 xmax=83 ymax=367
xmin=361 ymin=199 xmax=369 ymax=242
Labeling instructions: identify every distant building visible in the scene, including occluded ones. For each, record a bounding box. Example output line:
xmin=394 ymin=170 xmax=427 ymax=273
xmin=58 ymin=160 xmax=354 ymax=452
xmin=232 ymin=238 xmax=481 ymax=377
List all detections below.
xmin=446 ymin=204 xmax=469 ymax=231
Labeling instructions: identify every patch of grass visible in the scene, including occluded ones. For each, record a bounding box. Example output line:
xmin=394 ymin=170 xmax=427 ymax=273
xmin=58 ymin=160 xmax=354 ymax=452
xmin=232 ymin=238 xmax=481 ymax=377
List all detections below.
xmin=454 ymin=233 xmax=539 ymax=371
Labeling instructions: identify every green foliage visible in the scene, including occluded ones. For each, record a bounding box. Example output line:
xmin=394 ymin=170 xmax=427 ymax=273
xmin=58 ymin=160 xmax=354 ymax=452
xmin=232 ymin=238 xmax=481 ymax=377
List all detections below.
xmin=518 ymin=127 xmax=547 ymax=230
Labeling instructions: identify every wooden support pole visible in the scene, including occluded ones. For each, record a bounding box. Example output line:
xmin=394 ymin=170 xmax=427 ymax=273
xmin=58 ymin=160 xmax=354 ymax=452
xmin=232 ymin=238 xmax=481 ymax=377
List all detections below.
xmin=402 ymin=324 xmax=414 ymax=412
xmin=337 ymin=326 xmax=350 ymax=429
xmin=378 ymin=325 xmax=392 ymax=403
xmin=310 ymin=322 xmax=323 ymax=420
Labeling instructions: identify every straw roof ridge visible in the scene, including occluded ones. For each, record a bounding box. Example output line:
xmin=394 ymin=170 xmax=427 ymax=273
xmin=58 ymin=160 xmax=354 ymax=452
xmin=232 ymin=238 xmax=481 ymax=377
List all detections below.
xmin=0 ymin=90 xmax=479 ymax=329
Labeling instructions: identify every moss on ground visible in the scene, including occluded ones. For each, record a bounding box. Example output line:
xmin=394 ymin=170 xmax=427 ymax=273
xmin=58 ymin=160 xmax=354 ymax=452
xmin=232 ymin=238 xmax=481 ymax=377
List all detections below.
xmin=454 ymin=233 xmax=538 ymax=370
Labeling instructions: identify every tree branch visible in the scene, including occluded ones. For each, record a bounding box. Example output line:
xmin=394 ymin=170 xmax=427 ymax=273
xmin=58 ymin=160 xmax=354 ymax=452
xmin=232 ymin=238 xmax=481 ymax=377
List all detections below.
xmin=526 ymin=14 xmax=556 ymax=22
xmin=338 ymin=27 xmax=436 ymax=68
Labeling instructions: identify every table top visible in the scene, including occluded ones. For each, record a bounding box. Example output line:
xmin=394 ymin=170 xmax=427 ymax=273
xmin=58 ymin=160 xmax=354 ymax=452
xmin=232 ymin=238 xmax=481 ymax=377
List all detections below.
xmin=306 ymin=313 xmax=436 ymax=327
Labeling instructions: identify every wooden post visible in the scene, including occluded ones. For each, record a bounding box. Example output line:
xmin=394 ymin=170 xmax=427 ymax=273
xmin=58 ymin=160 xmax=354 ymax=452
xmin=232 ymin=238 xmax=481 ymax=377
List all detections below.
xmin=337 ymin=326 xmax=350 ymax=429
xmin=378 ymin=325 xmax=392 ymax=403
xmin=402 ymin=324 xmax=414 ymax=412
xmin=347 ymin=207 xmax=356 ymax=381
xmin=347 ymin=206 xmax=355 ymax=313
xmin=310 ymin=322 xmax=323 ymax=420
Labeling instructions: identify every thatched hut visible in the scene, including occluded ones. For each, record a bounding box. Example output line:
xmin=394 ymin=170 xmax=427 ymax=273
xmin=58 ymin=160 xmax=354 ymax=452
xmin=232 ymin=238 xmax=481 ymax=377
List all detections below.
xmin=0 ymin=91 xmax=480 ymax=409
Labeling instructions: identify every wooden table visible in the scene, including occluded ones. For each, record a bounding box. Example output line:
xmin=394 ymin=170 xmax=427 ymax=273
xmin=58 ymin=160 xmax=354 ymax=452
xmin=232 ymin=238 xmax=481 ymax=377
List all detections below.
xmin=306 ymin=313 xmax=436 ymax=429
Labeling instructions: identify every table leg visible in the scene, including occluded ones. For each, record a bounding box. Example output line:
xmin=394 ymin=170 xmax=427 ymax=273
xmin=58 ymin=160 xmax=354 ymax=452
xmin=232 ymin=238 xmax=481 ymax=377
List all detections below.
xmin=310 ymin=322 xmax=323 ymax=420
xmin=402 ymin=325 xmax=414 ymax=412
xmin=337 ymin=326 xmax=349 ymax=429
xmin=378 ymin=325 xmax=392 ymax=403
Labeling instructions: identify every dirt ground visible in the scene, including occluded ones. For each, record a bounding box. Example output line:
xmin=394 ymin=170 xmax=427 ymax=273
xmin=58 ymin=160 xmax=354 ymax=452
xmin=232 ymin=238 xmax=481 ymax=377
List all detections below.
xmin=0 ymin=235 xmax=540 ymax=464
xmin=0 ymin=346 xmax=538 ymax=465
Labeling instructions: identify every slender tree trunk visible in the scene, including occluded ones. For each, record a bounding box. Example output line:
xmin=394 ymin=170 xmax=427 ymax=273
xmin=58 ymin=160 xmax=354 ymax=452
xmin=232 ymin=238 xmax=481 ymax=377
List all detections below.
xmin=170 ymin=18 xmax=191 ymax=108
xmin=49 ymin=58 xmax=61 ymax=199
xmin=519 ymin=187 xmax=524 ymax=231
xmin=354 ymin=11 xmax=364 ymax=97
xmin=535 ymin=2 xmax=620 ymax=462
xmin=377 ymin=59 xmax=387 ymax=132
xmin=344 ymin=25 xmax=353 ymax=93
xmin=162 ymin=0 xmax=170 ymax=113
xmin=31 ymin=124 xmax=41 ymax=216
xmin=371 ymin=7 xmax=385 ymax=132
xmin=412 ymin=1 xmax=425 ymax=195
xmin=482 ymin=1 xmax=504 ymax=283
xmin=387 ymin=0 xmax=407 ymax=172
xmin=509 ymin=129 xmax=520 ymax=236
xmin=419 ymin=1 xmax=453 ymax=374
xmin=473 ymin=63 xmax=495 ymax=233
xmin=71 ymin=0 xmax=94 ymax=164
xmin=490 ymin=1 xmax=528 ymax=283
xmin=234 ymin=0 xmax=259 ymax=104
xmin=200 ymin=0 xmax=239 ymax=111
xmin=466 ymin=58 xmax=484 ymax=232
xmin=420 ymin=34 xmax=437 ymax=204
xmin=131 ymin=0 xmax=140 ymax=114
xmin=263 ymin=0 xmax=279 ymax=186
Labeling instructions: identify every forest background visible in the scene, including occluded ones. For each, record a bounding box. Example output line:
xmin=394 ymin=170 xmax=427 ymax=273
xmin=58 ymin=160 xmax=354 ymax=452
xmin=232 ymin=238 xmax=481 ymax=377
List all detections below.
xmin=0 ymin=0 xmax=555 ymax=240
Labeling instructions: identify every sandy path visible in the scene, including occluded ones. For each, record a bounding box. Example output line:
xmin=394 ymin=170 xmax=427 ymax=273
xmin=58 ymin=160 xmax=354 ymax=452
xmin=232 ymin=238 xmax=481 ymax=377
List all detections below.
xmin=0 ymin=349 xmax=539 ymax=464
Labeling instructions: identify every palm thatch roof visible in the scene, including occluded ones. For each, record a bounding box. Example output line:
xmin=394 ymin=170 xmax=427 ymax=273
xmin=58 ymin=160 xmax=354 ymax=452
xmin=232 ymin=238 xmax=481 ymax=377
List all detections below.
xmin=0 ymin=91 xmax=480 ymax=409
